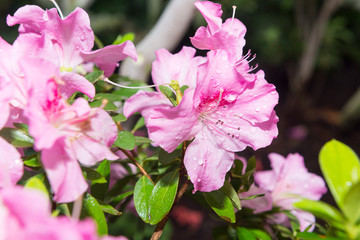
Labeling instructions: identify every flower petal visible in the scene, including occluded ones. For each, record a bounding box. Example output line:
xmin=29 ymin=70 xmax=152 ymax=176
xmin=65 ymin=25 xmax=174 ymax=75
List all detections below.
xmin=194 ymin=1 xmax=223 ymax=34
xmin=147 ymin=89 xmax=199 ymax=152
xmin=80 ymin=41 xmax=137 ymax=77
xmin=60 ymin=72 xmax=95 ymax=99
xmin=185 ymin=127 xmax=234 ymax=192
xmin=42 ymin=141 xmax=88 ymax=203
xmin=0 ymin=137 xmax=22 ymax=187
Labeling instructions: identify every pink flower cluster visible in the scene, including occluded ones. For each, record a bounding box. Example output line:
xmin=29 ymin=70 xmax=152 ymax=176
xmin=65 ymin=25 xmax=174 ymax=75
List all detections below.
xmin=241 ymin=153 xmax=327 ymax=231
xmin=124 ymin=1 xmax=279 ymax=192
xmin=0 ymin=186 xmax=127 ymax=240
xmin=0 ymin=5 xmax=137 ymax=203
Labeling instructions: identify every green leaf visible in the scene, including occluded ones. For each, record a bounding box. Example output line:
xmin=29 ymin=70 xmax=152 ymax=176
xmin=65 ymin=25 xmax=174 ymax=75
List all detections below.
xmin=249 ymin=229 xmax=272 ymax=240
xmin=109 ymin=190 xmax=134 ymax=206
xmin=85 ymin=70 xmax=104 ymax=84
xmin=114 ymin=131 xmax=136 ymax=150
xmin=89 ymin=100 xmax=118 ymax=111
xmin=236 ymin=227 xmax=257 ymax=240
xmin=0 ymin=127 xmax=34 ymax=147
xmin=98 ymin=202 xmax=122 ymax=216
xmin=296 ymin=232 xmax=342 ymax=240
xmin=158 ymin=148 xmax=181 ymax=166
xmin=82 ymin=167 xmax=107 ymax=184
xmin=148 ymin=169 xmax=179 ymax=225
xmin=220 ymin=181 xmax=241 ymax=210
xmin=133 ymin=175 xmax=154 ymax=223
xmin=131 ymin=117 xmax=145 ymax=133
xmin=82 ymin=193 xmax=108 ymax=235
xmin=294 ymin=199 xmax=345 ymax=226
xmin=112 ymin=113 xmax=127 ymax=122
xmin=91 ymin=160 xmax=111 ymax=200
xmin=180 ymin=85 xmax=189 ymax=95
xmin=246 ymin=156 xmax=257 ymax=172
xmin=135 ymin=136 xmax=152 ymax=145
xmin=94 ymin=93 xmax=123 ymax=102
xmin=203 ymin=189 xmax=236 ymax=223
xmin=343 ymin=182 xmax=360 ymax=223
xmin=319 ymin=139 xmax=360 ymax=209
xmin=159 ymin=85 xmax=177 ymax=106
xmin=23 ymin=154 xmax=41 ymax=167
xmin=13 ymin=123 xmax=29 ymax=132
xmin=24 ymin=175 xmax=49 ymax=198
xmin=112 ymin=33 xmax=135 ymax=45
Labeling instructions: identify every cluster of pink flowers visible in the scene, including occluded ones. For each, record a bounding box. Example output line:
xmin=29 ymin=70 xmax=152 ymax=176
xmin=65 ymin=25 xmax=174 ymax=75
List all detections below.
xmin=241 ymin=153 xmax=327 ymax=231
xmin=0 ymin=5 xmax=137 ymax=203
xmin=124 ymin=1 xmax=279 ymax=192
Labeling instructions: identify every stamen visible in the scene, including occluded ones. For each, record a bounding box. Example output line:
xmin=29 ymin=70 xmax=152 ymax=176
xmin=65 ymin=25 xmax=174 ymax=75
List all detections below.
xmin=248 ymin=54 xmax=256 ymax=63
xmin=246 ymin=64 xmax=258 ymax=73
xmin=230 ymin=6 xmax=237 ymax=28
xmin=49 ymin=0 xmax=65 ymax=20
xmin=104 ymin=77 xmax=168 ymax=89
xmin=207 ymin=88 xmax=224 ymax=114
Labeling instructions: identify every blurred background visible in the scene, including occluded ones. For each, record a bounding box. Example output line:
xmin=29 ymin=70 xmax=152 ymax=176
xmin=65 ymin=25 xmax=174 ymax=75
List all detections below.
xmin=1 ymin=0 xmax=360 ymax=239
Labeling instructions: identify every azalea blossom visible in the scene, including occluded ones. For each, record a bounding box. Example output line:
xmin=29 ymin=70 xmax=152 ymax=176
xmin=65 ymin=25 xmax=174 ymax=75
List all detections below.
xmin=7 ymin=5 xmax=137 ymax=79
xmin=0 ymin=186 xmax=127 ymax=240
xmin=23 ymin=59 xmax=118 ymax=203
xmin=241 ymin=153 xmax=327 ymax=231
xmin=124 ymin=47 xmax=278 ymax=192
xmin=0 ymin=137 xmax=23 ymax=188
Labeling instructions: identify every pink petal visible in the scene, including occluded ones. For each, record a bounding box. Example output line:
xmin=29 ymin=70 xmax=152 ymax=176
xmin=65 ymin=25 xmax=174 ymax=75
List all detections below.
xmin=80 ymin=41 xmax=137 ymax=77
xmin=254 ymin=170 xmax=277 ymax=192
xmin=267 ymin=152 xmax=286 ymax=176
xmin=60 ymin=72 xmax=95 ymax=99
xmin=194 ymin=1 xmax=223 ymax=34
xmin=0 ymin=137 xmax=22 ymax=187
xmin=291 ymin=210 xmax=316 ymax=232
xmin=0 ymin=77 xmax=13 ymax=129
xmin=42 ymin=141 xmax=88 ymax=203
xmin=123 ymin=90 xmax=171 ymax=118
xmin=152 ymin=46 xmax=203 ymax=89
xmin=6 ymin=5 xmax=46 ymax=33
xmin=147 ymin=89 xmax=199 ymax=152
xmin=185 ymin=128 xmax=234 ymax=192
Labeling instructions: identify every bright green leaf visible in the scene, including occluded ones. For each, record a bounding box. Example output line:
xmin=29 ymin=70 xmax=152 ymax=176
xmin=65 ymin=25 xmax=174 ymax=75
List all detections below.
xmin=133 ymin=175 xmax=154 ymax=223
xmin=114 ymin=131 xmax=136 ymax=150
xmin=23 ymin=154 xmax=41 ymax=167
xmin=0 ymin=127 xmax=34 ymax=147
xmin=112 ymin=113 xmax=127 ymax=122
xmin=159 ymin=85 xmax=177 ymax=106
xmin=296 ymin=232 xmax=342 ymax=240
xmin=94 ymin=93 xmax=123 ymax=102
xmin=220 ymin=181 xmax=241 ymax=210
xmin=112 ymin=33 xmax=135 ymax=45
xmin=294 ymin=199 xmax=345 ymax=227
xmin=249 ymin=229 xmax=272 ymax=240
xmin=89 ymin=100 xmax=118 ymax=111
xmin=203 ymin=189 xmax=236 ymax=223
xmin=319 ymin=139 xmax=360 ymax=209
xmin=180 ymin=85 xmax=189 ymax=95
xmin=85 ymin=70 xmax=104 ymax=84
xmin=343 ymin=182 xmax=360 ymax=223
xmin=110 ymin=190 xmax=134 ymax=206
xmin=236 ymin=227 xmax=257 ymax=240
xmin=148 ymin=169 xmax=179 ymax=225
xmin=24 ymin=175 xmax=49 ymax=198
xmin=83 ymin=193 xmax=108 ymax=235
xmin=99 ymin=202 xmax=122 ymax=216
xmin=135 ymin=136 xmax=152 ymax=145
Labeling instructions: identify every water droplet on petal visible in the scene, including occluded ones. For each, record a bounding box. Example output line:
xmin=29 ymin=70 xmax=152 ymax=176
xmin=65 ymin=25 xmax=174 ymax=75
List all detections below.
xmin=197 ymin=178 xmax=201 ymax=182
xmin=198 ymin=160 xmax=204 ymax=166
xmin=255 ymin=107 xmax=260 ymax=112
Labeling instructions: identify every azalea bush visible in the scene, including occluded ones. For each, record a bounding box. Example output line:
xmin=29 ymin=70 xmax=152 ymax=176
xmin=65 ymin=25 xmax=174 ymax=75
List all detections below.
xmin=0 ymin=1 xmax=359 ymax=240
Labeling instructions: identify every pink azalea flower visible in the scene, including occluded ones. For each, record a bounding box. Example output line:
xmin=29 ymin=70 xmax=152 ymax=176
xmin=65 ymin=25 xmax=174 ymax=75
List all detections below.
xmin=190 ymin=1 xmax=256 ymax=82
xmin=0 ymin=186 xmax=127 ymax=239
xmin=0 ymin=137 xmax=23 ymax=188
xmin=242 ymin=153 xmax=327 ymax=231
xmin=23 ymin=59 xmax=118 ymax=203
xmin=190 ymin=1 xmax=247 ymax=62
xmin=7 ymin=5 xmax=137 ymax=78
xmin=125 ymin=49 xmax=278 ymax=192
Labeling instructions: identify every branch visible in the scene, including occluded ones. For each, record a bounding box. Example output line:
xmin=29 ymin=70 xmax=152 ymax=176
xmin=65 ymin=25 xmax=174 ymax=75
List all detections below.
xmin=119 ymin=148 xmax=154 ymax=185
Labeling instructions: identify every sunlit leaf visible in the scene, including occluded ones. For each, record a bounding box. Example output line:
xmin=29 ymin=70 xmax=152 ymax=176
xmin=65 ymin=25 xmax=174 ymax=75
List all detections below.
xmin=85 ymin=70 xmax=104 ymax=84
xmin=220 ymin=181 xmax=241 ymax=210
xmin=83 ymin=193 xmax=108 ymax=235
xmin=148 ymin=169 xmax=179 ymax=225
xmin=203 ymin=189 xmax=236 ymax=223
xmin=319 ymin=139 xmax=360 ymax=209
xmin=114 ymin=131 xmax=136 ymax=150
xmin=0 ymin=127 xmax=34 ymax=147
xmin=133 ymin=175 xmax=154 ymax=223
xmin=343 ymin=182 xmax=360 ymax=224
